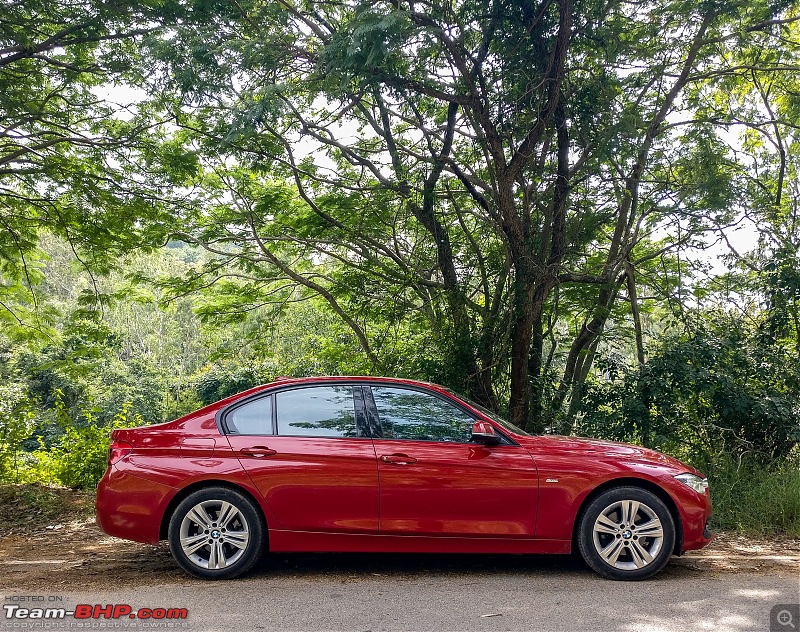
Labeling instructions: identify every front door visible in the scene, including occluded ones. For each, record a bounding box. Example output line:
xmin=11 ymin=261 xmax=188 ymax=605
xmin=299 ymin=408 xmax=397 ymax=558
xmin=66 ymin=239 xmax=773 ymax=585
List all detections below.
xmin=366 ymin=385 xmax=539 ymax=537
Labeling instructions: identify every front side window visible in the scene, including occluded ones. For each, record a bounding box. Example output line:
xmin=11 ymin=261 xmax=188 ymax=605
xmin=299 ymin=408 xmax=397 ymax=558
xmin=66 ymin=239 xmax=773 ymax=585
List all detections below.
xmin=226 ymin=396 xmax=273 ymax=435
xmin=276 ymin=386 xmax=357 ymax=438
xmin=445 ymin=389 xmax=530 ymax=436
xmin=371 ymin=387 xmax=475 ymax=443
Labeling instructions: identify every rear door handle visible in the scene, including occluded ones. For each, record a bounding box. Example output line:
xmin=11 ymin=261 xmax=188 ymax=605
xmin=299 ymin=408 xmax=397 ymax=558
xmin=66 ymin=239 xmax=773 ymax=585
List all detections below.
xmin=240 ymin=446 xmax=277 ymax=457
xmin=380 ymin=453 xmax=417 ymax=465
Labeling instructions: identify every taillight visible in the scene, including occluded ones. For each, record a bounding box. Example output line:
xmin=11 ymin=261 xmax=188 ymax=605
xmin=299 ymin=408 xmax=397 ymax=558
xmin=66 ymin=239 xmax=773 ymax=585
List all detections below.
xmin=108 ymin=440 xmax=132 ymax=465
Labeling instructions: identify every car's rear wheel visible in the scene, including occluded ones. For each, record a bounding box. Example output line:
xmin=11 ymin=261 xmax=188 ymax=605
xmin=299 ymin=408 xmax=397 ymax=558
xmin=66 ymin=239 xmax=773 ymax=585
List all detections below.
xmin=577 ymin=486 xmax=675 ymax=580
xmin=168 ymin=486 xmax=265 ymax=579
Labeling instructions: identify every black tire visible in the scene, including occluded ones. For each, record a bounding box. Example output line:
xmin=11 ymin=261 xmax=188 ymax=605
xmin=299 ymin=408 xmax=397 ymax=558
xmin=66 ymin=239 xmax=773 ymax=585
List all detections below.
xmin=168 ymin=486 xmax=266 ymax=580
xmin=577 ymin=486 xmax=675 ymax=581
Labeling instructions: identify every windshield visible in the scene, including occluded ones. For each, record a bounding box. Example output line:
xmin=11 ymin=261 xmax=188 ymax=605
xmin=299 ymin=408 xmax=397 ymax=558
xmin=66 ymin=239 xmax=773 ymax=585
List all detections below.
xmin=446 ymin=390 xmax=530 ymax=436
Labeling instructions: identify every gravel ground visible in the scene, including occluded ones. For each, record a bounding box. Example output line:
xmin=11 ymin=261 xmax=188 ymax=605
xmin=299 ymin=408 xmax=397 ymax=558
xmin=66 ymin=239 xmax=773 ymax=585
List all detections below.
xmin=0 ymin=516 xmax=798 ymax=589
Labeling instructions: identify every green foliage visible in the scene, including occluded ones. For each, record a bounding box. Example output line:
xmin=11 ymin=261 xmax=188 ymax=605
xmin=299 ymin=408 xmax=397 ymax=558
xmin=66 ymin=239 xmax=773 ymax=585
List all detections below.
xmin=0 ymin=0 xmax=181 ymax=337
xmin=0 ymin=383 xmax=36 ymax=482
xmin=190 ymin=298 xmax=377 ymax=405
xmin=764 ymin=245 xmax=800 ymax=346
xmin=0 ymin=391 xmax=143 ymax=491
xmin=193 ymin=362 xmax=270 ymax=406
xmin=321 ymin=7 xmax=413 ymax=86
xmin=12 ymin=318 xmax=165 ymax=443
xmin=46 ymin=400 xmax=141 ymax=490
xmin=579 ymin=315 xmax=800 ymax=461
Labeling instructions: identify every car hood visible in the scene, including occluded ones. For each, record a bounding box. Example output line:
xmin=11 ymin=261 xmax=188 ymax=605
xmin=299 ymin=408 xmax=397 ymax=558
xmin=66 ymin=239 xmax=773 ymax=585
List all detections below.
xmin=516 ymin=434 xmax=702 ymax=475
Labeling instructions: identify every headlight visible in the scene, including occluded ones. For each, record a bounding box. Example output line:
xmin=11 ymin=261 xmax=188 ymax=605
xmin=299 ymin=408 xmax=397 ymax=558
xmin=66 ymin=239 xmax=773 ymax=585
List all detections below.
xmin=675 ymin=473 xmax=709 ymax=494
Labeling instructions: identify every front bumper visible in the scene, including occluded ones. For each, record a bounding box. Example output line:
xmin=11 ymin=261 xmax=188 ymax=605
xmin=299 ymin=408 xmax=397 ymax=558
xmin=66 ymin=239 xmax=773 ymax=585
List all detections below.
xmin=679 ymin=489 xmax=714 ymax=552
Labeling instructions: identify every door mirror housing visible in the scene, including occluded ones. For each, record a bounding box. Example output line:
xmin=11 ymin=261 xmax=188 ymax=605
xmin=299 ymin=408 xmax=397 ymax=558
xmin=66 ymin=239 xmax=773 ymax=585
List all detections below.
xmin=471 ymin=420 xmax=500 ymax=445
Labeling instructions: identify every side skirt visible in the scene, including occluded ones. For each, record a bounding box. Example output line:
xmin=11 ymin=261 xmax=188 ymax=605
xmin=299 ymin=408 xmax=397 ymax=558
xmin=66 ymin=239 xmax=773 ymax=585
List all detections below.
xmin=268 ymin=530 xmax=571 ymax=555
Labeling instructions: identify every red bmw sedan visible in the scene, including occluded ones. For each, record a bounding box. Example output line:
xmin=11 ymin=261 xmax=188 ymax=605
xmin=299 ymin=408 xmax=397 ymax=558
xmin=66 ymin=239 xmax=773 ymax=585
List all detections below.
xmin=96 ymin=376 xmax=712 ymax=580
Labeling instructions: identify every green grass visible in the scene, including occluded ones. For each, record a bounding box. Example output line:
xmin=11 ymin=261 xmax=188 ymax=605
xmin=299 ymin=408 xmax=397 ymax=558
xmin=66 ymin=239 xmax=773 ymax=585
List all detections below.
xmin=704 ymin=456 xmax=800 ymax=538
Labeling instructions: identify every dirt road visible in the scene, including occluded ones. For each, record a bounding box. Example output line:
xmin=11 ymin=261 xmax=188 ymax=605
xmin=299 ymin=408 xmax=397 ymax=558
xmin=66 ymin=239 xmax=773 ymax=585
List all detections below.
xmin=1 ymin=517 xmax=798 ymax=631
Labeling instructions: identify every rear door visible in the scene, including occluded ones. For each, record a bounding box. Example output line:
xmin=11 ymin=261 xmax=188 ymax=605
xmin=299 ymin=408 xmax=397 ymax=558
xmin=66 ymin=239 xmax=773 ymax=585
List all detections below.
xmin=223 ymin=384 xmax=379 ymax=534
xmin=367 ymin=385 xmax=539 ymax=537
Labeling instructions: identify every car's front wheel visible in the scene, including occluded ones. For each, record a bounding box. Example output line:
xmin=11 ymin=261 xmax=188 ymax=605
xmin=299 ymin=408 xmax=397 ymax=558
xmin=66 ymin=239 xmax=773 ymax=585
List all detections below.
xmin=577 ymin=486 xmax=675 ymax=580
xmin=168 ymin=486 xmax=265 ymax=579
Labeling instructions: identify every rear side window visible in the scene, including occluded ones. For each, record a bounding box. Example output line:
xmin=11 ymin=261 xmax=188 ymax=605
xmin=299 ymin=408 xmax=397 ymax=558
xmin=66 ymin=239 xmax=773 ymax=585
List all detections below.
xmin=276 ymin=386 xmax=357 ymax=438
xmin=226 ymin=396 xmax=273 ymax=435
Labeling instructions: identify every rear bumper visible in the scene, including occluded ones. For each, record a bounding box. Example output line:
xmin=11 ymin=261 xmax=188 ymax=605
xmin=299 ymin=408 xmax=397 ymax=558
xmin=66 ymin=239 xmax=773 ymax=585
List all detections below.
xmin=96 ymin=464 xmax=176 ymax=544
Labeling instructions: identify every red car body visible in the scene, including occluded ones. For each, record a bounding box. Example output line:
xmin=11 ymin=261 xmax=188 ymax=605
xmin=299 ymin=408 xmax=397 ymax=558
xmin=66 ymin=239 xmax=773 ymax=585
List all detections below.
xmin=96 ymin=376 xmax=712 ymax=560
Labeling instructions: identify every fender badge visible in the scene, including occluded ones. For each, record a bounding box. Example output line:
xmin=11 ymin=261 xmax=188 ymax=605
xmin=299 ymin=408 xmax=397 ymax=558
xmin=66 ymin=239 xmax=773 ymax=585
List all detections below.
xmin=546 ymin=478 xmax=559 ymax=483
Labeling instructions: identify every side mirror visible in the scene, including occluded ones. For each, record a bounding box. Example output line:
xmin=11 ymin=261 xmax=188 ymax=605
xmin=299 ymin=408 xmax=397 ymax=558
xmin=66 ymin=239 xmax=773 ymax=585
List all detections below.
xmin=471 ymin=420 xmax=500 ymax=445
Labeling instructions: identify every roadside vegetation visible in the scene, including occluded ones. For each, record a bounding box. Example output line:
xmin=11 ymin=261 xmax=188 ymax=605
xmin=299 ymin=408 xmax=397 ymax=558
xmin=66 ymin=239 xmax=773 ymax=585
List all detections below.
xmin=0 ymin=0 xmax=798 ymax=537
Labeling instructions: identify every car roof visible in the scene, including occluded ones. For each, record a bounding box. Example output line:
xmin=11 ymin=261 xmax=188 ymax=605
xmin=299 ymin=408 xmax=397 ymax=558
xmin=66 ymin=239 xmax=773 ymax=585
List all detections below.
xmin=215 ymin=376 xmax=450 ymax=406
xmin=204 ymin=376 xmax=447 ymax=416
xmin=256 ymin=375 xmax=444 ymax=390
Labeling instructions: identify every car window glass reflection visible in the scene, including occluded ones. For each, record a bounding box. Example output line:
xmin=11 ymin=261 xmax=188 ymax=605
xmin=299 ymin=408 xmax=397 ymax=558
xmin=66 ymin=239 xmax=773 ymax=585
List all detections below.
xmin=371 ymin=387 xmax=474 ymax=442
xmin=276 ymin=386 xmax=357 ymax=437
xmin=227 ymin=396 xmax=272 ymax=435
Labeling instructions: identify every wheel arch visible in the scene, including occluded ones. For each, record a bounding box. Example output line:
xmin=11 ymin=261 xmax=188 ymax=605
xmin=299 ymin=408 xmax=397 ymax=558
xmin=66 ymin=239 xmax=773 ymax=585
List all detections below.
xmin=571 ymin=477 xmax=683 ymax=555
xmin=159 ymin=480 xmax=269 ymax=545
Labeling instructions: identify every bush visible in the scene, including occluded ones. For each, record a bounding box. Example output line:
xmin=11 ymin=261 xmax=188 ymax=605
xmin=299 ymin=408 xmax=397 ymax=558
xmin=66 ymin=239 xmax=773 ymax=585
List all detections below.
xmin=50 ymin=417 xmax=114 ymax=489
xmin=2 ymin=394 xmax=144 ymax=491
xmin=578 ymin=316 xmax=800 ymax=461
xmin=193 ymin=362 xmax=271 ymax=406
xmin=46 ymin=400 xmax=142 ymax=490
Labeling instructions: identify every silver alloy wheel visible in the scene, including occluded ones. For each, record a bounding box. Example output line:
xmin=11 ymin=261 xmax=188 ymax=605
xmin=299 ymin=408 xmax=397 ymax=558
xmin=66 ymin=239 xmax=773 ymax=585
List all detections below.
xmin=179 ymin=500 xmax=250 ymax=570
xmin=592 ymin=499 xmax=664 ymax=571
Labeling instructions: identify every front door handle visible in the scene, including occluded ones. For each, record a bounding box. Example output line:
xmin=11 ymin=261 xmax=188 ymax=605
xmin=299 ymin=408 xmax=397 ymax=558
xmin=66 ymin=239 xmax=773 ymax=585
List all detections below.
xmin=240 ymin=446 xmax=277 ymax=458
xmin=380 ymin=453 xmax=417 ymax=465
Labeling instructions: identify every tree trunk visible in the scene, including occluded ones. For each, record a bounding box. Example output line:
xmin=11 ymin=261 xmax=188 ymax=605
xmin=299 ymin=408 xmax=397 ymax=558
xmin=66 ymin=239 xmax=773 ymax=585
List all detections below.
xmin=508 ymin=273 xmax=535 ymax=429
xmin=552 ymin=278 xmax=624 ymax=433
xmin=625 ymin=260 xmax=645 ymax=366
xmin=528 ymin=309 xmax=545 ymax=433
xmin=565 ymin=335 xmax=600 ymax=425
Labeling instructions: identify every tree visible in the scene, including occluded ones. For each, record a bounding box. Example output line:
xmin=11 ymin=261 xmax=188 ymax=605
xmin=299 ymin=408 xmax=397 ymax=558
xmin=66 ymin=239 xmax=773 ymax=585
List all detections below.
xmin=688 ymin=17 xmax=800 ymax=356
xmin=0 ymin=0 xmax=180 ymax=335
xmin=135 ymin=0 xmax=796 ymax=429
